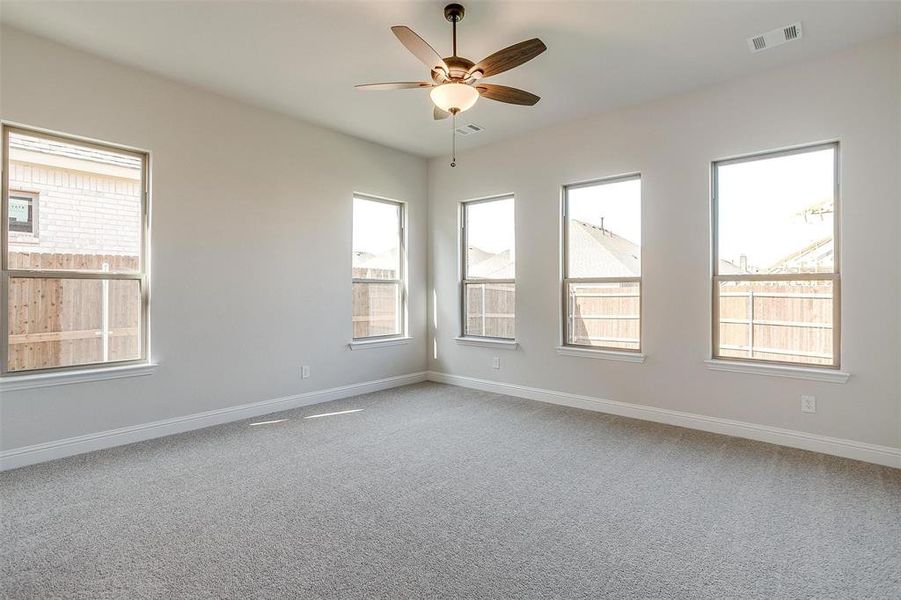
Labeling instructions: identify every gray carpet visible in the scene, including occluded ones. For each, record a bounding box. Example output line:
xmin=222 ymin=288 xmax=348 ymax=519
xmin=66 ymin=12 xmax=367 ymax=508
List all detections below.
xmin=2 ymin=382 xmax=900 ymax=599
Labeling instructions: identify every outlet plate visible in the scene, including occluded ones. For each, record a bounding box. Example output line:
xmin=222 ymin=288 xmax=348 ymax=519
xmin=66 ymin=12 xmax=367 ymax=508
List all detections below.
xmin=800 ymin=395 xmax=816 ymax=413
xmin=491 ymin=357 xmax=500 ymax=370
xmin=301 ymin=365 xmax=311 ymax=379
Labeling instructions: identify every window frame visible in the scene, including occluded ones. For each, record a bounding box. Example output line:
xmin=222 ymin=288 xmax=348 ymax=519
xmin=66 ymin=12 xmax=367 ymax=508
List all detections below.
xmin=460 ymin=194 xmax=516 ymax=341
xmin=7 ymin=189 xmax=39 ymax=238
xmin=711 ymin=141 xmax=841 ymax=369
xmin=0 ymin=123 xmax=151 ymax=377
xmin=351 ymin=193 xmax=407 ymax=342
xmin=561 ymin=173 xmax=642 ymax=353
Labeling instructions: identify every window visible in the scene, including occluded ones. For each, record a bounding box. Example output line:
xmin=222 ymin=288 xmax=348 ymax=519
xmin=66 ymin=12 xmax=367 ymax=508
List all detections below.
xmin=712 ymin=143 xmax=839 ymax=367
xmin=562 ymin=175 xmax=642 ymax=351
xmin=2 ymin=126 xmax=149 ymax=374
xmin=352 ymin=195 xmax=405 ymax=340
xmin=8 ymin=191 xmax=38 ymax=236
xmin=461 ymin=196 xmax=515 ymax=339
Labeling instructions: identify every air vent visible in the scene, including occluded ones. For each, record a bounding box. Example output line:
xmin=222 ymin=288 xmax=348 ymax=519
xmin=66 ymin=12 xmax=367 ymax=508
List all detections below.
xmin=455 ymin=123 xmax=484 ymax=136
xmin=783 ymin=24 xmax=800 ymax=40
xmin=747 ymin=21 xmax=803 ymax=53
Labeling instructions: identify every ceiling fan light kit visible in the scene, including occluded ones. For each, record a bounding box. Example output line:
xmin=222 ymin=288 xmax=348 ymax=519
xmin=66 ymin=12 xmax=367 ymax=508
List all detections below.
xmin=355 ymin=3 xmax=546 ymax=167
xmin=430 ymin=83 xmax=479 ymax=113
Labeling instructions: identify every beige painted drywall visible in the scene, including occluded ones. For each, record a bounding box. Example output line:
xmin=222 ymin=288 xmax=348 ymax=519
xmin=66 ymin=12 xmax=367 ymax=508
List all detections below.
xmin=0 ymin=27 xmax=428 ymax=450
xmin=428 ymin=34 xmax=901 ymax=449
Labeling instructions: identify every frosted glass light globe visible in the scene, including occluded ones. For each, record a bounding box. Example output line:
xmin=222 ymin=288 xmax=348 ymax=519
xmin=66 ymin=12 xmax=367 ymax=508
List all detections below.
xmin=430 ymin=83 xmax=479 ymax=113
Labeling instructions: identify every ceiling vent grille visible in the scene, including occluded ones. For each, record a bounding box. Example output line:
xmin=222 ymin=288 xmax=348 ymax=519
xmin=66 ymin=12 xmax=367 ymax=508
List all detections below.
xmin=747 ymin=21 xmax=803 ymax=53
xmin=455 ymin=123 xmax=484 ymax=136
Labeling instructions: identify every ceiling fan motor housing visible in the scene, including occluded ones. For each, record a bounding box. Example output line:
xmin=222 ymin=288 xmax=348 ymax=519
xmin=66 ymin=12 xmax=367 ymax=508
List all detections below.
xmin=433 ymin=56 xmax=475 ymax=82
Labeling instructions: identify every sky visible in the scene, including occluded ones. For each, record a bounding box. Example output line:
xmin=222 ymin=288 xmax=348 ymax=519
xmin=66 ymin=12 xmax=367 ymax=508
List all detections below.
xmin=466 ymin=197 xmax=515 ymax=255
xmin=352 ymin=197 xmax=400 ymax=257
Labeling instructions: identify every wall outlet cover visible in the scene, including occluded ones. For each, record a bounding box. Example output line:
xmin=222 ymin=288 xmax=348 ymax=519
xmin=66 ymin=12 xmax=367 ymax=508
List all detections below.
xmin=800 ymin=395 xmax=816 ymax=413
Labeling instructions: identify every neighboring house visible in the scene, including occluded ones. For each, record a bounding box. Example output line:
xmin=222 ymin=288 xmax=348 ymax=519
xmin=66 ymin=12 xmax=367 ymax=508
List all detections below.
xmin=567 ymin=219 xmax=639 ymax=277
xmin=352 ymin=249 xmax=399 ymax=280
xmin=767 ymin=237 xmax=833 ymax=273
xmin=7 ymin=135 xmax=142 ymax=259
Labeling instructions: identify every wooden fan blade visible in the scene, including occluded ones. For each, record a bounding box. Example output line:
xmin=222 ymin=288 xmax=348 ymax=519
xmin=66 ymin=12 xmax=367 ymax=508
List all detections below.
xmin=468 ymin=38 xmax=546 ymax=79
xmin=433 ymin=106 xmax=451 ymax=120
xmin=477 ymin=84 xmax=540 ymax=106
xmin=355 ymin=82 xmax=434 ymax=90
xmin=391 ymin=26 xmax=449 ymax=74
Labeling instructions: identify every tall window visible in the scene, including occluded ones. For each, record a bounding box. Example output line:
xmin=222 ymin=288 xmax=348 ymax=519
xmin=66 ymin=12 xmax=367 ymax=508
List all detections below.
xmin=712 ymin=143 xmax=839 ymax=367
xmin=461 ymin=196 xmax=515 ymax=339
xmin=352 ymin=195 xmax=405 ymax=340
xmin=2 ymin=126 xmax=149 ymax=374
xmin=563 ymin=175 xmax=642 ymax=351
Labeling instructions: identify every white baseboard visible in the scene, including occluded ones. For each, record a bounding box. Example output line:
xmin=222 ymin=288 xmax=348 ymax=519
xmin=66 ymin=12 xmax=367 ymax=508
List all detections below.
xmin=427 ymin=371 xmax=901 ymax=469
xmin=0 ymin=371 xmax=427 ymax=472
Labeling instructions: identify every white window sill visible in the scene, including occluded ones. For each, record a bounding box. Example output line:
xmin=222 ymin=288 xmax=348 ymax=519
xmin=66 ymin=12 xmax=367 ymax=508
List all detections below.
xmin=349 ymin=336 xmax=412 ymax=350
xmin=454 ymin=337 xmax=519 ymax=350
xmin=556 ymin=346 xmax=646 ymax=363
xmin=704 ymin=359 xmax=849 ymax=384
xmin=0 ymin=362 xmax=158 ymax=392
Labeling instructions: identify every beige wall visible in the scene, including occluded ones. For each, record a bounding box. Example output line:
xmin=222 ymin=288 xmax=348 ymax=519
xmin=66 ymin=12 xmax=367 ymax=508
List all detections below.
xmin=0 ymin=27 xmax=428 ymax=450
xmin=2 ymin=26 xmax=899 ymax=456
xmin=429 ymin=35 xmax=901 ymax=449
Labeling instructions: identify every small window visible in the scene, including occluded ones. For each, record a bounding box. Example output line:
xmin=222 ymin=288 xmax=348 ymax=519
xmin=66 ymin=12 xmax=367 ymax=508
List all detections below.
xmin=563 ymin=175 xmax=642 ymax=351
xmin=8 ymin=191 xmax=38 ymax=236
xmin=2 ymin=126 xmax=149 ymax=374
xmin=352 ymin=195 xmax=405 ymax=340
xmin=461 ymin=196 xmax=515 ymax=339
xmin=712 ymin=143 xmax=839 ymax=367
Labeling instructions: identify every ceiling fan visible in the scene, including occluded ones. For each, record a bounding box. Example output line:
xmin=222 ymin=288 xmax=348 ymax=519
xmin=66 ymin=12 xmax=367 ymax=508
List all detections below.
xmin=356 ymin=3 xmax=546 ymax=165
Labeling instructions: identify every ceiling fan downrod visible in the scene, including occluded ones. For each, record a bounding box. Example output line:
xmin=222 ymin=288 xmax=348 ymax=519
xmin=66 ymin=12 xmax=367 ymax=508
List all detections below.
xmin=444 ymin=3 xmax=464 ymax=57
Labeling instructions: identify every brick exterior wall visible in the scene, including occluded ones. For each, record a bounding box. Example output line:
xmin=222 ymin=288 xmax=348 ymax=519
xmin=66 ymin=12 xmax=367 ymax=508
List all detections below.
xmin=8 ymin=159 xmax=141 ymax=257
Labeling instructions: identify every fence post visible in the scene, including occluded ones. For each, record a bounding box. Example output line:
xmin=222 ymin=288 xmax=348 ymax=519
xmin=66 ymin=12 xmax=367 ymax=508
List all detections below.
xmin=747 ymin=289 xmax=754 ymax=358
xmin=101 ymin=262 xmax=110 ymax=362
xmin=481 ymin=285 xmax=486 ymax=336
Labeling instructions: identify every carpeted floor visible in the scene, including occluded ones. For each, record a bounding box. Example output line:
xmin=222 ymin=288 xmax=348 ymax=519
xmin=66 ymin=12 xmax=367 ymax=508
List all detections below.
xmin=2 ymin=382 xmax=900 ymax=599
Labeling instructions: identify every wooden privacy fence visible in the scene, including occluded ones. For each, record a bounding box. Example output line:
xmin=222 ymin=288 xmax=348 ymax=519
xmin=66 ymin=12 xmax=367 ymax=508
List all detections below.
xmin=465 ymin=283 xmax=515 ymax=338
xmin=568 ymin=285 xmax=640 ymax=349
xmin=7 ymin=252 xmax=141 ymax=372
xmin=717 ymin=282 xmax=833 ymax=365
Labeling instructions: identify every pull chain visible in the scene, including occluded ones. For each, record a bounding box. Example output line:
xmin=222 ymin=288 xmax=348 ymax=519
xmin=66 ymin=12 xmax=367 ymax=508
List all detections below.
xmin=451 ymin=112 xmax=456 ymax=167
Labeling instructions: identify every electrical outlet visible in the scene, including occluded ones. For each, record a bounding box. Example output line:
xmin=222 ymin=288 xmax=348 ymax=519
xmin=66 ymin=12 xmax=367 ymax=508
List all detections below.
xmin=492 ymin=357 xmax=500 ymax=370
xmin=301 ymin=365 xmax=311 ymax=379
xmin=800 ymin=395 xmax=816 ymax=413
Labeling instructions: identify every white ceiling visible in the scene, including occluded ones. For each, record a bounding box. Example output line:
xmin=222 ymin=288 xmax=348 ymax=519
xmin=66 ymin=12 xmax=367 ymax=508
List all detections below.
xmin=1 ymin=1 xmax=899 ymax=157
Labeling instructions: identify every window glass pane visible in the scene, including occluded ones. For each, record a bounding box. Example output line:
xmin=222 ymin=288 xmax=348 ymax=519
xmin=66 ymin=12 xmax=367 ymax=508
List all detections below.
xmin=353 ymin=197 xmax=400 ymax=280
xmin=567 ymin=178 xmax=641 ymax=278
xmin=465 ymin=197 xmax=514 ymax=279
xmin=716 ymin=280 xmax=834 ymax=366
xmin=567 ymin=281 xmax=640 ymax=350
xmin=717 ymin=148 xmax=835 ymax=275
xmin=352 ymin=281 xmax=400 ymax=339
xmin=7 ymin=277 xmax=142 ymax=372
xmin=8 ymin=193 xmax=35 ymax=234
xmin=464 ymin=282 xmax=515 ymax=339
xmin=6 ymin=131 xmax=143 ymax=273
